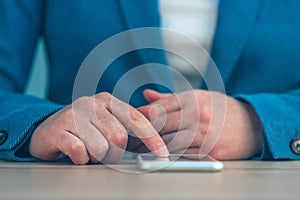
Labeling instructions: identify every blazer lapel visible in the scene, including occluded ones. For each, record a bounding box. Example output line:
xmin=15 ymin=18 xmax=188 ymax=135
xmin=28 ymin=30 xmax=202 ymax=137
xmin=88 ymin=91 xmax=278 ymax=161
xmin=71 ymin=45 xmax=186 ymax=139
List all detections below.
xmin=117 ymin=0 xmax=173 ymax=94
xmin=118 ymin=0 xmax=160 ymax=29
xmin=210 ymin=0 xmax=262 ymax=86
xmin=118 ymin=0 xmax=166 ymax=63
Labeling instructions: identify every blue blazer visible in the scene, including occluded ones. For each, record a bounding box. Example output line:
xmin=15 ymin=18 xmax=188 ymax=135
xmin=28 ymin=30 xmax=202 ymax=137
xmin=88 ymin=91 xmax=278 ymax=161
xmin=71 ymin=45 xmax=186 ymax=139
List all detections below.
xmin=0 ymin=0 xmax=299 ymax=161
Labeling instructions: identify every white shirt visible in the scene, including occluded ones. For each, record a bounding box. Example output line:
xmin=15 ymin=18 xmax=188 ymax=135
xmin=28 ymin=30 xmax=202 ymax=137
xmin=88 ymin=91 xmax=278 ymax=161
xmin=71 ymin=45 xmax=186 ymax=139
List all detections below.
xmin=159 ymin=0 xmax=219 ymax=91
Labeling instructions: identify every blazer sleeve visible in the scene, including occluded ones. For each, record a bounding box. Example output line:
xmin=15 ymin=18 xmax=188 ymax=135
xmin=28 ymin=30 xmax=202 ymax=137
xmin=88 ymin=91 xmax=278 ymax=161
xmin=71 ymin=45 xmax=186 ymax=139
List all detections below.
xmin=0 ymin=0 xmax=63 ymax=161
xmin=235 ymin=88 xmax=300 ymax=160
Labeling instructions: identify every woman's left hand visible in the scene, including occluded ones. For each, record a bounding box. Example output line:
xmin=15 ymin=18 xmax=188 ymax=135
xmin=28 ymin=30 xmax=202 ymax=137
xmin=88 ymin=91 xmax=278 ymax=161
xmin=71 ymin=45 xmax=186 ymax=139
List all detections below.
xmin=133 ymin=89 xmax=263 ymax=160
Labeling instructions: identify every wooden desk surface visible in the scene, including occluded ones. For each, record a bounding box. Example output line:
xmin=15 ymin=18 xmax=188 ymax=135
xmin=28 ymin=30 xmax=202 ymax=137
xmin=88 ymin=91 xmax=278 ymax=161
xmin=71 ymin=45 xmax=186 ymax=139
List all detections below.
xmin=0 ymin=160 xmax=300 ymax=200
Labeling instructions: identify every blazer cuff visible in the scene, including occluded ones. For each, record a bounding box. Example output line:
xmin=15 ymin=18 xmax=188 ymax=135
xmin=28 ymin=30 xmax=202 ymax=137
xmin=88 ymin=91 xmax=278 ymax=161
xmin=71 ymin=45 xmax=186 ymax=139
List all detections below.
xmin=0 ymin=103 xmax=64 ymax=161
xmin=234 ymin=93 xmax=300 ymax=160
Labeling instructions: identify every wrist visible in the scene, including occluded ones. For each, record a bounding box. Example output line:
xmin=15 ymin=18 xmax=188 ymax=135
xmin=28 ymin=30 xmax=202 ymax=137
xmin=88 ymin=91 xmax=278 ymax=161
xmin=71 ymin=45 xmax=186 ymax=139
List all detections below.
xmin=240 ymin=101 xmax=263 ymax=157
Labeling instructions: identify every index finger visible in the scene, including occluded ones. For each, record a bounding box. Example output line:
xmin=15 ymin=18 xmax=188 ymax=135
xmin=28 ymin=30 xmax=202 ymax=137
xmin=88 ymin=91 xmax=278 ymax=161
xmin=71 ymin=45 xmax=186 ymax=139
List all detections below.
xmin=146 ymin=91 xmax=199 ymax=117
xmin=107 ymin=96 xmax=169 ymax=157
xmin=148 ymin=94 xmax=182 ymax=118
xmin=143 ymin=90 xmax=181 ymax=114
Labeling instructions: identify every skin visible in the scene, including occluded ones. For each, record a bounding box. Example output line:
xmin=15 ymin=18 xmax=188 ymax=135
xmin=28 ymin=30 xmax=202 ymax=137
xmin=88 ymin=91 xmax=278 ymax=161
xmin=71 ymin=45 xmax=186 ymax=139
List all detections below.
xmin=135 ymin=89 xmax=263 ymax=160
xmin=29 ymin=92 xmax=169 ymax=165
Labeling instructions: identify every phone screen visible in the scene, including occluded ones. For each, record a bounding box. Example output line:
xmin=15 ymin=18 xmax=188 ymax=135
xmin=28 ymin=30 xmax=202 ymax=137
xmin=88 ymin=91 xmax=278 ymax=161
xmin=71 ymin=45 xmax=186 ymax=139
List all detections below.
xmin=137 ymin=154 xmax=223 ymax=172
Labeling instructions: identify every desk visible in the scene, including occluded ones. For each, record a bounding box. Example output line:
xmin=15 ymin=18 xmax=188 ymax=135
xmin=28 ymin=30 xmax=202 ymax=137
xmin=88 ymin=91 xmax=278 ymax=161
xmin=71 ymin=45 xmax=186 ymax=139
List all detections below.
xmin=0 ymin=160 xmax=300 ymax=200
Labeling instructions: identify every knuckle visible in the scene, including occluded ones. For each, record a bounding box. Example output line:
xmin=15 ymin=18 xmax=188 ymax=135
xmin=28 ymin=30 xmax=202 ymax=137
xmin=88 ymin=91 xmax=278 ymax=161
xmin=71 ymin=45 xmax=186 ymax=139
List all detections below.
xmin=150 ymin=104 xmax=164 ymax=118
xmin=61 ymin=107 xmax=74 ymax=119
xmin=56 ymin=108 xmax=77 ymax=128
xmin=200 ymin=106 xmax=211 ymax=123
xmin=70 ymin=141 xmax=86 ymax=154
xmin=72 ymin=96 xmax=94 ymax=111
xmin=90 ymin=140 xmax=109 ymax=160
xmin=129 ymin=111 xmax=152 ymax=130
xmin=112 ymin=133 xmax=128 ymax=148
xmin=96 ymin=92 xmax=112 ymax=101
xmin=44 ymin=131 xmax=65 ymax=154
xmin=76 ymin=96 xmax=92 ymax=104
xmin=130 ymin=111 xmax=146 ymax=124
xmin=199 ymin=125 xmax=208 ymax=136
xmin=194 ymin=90 xmax=201 ymax=99
xmin=194 ymin=89 xmax=206 ymax=99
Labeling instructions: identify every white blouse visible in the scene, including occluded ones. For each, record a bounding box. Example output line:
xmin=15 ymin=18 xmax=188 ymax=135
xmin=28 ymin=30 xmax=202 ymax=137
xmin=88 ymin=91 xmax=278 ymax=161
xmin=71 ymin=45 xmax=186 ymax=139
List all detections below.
xmin=159 ymin=0 xmax=219 ymax=91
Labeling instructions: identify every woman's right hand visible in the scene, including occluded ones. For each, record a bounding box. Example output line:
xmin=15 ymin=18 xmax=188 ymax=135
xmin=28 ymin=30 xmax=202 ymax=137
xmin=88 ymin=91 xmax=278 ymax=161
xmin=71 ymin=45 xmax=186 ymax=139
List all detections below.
xmin=29 ymin=92 xmax=169 ymax=165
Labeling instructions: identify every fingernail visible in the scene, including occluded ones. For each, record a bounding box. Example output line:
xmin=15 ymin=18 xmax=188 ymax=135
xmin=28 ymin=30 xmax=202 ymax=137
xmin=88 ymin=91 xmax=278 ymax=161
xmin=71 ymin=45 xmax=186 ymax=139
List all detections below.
xmin=156 ymin=143 xmax=169 ymax=157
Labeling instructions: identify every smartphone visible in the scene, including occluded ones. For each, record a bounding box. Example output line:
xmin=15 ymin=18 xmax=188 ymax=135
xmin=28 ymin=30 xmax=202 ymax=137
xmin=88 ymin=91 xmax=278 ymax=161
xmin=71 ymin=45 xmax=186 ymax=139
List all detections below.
xmin=137 ymin=153 xmax=223 ymax=172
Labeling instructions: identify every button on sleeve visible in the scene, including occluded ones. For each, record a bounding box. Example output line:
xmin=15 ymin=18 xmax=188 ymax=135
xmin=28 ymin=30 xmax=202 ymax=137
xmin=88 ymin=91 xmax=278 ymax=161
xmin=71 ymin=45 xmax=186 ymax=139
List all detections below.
xmin=0 ymin=131 xmax=8 ymax=145
xmin=290 ymin=138 xmax=300 ymax=155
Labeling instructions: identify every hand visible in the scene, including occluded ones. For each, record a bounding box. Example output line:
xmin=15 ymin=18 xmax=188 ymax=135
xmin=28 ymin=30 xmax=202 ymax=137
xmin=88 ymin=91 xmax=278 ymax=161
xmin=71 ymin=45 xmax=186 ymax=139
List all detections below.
xmin=29 ymin=92 xmax=169 ymax=165
xmin=136 ymin=89 xmax=263 ymax=160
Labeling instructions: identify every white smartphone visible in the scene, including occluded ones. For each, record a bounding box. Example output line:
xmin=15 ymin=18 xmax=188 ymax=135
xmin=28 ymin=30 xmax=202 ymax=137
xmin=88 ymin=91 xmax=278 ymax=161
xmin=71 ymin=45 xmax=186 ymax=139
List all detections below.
xmin=137 ymin=153 xmax=223 ymax=172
